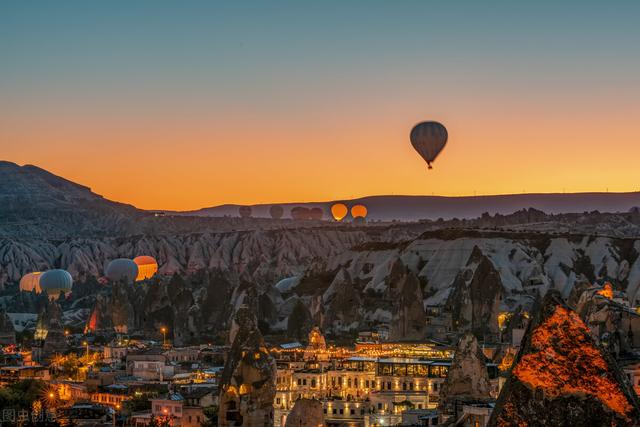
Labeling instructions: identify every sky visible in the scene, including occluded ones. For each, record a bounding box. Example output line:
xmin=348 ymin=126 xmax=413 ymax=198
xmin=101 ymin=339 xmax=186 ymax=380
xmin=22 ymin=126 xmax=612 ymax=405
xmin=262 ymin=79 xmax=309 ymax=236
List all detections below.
xmin=1 ymin=1 xmax=640 ymax=210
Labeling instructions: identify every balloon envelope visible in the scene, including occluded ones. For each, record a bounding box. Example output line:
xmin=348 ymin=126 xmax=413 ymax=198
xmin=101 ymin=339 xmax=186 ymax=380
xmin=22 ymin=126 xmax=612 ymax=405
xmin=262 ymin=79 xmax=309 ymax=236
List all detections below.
xmin=269 ymin=205 xmax=284 ymax=219
xmin=291 ymin=206 xmax=310 ymax=220
xmin=410 ymin=121 xmax=448 ymax=169
xmin=309 ymin=207 xmax=323 ymax=220
xmin=239 ymin=206 xmax=252 ymax=218
xmin=40 ymin=269 xmax=73 ymax=299
xmin=105 ymin=258 xmax=139 ymax=284
xmin=133 ymin=256 xmax=158 ymax=281
xmin=331 ymin=203 xmax=348 ymax=221
xmin=351 ymin=204 xmax=368 ymax=219
xmin=20 ymin=272 xmax=42 ymax=293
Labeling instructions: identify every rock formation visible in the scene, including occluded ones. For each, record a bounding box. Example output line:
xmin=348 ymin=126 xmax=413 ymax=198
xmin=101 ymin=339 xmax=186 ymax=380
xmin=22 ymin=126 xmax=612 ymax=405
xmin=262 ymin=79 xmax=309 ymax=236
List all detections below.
xmin=446 ymin=246 xmax=504 ymax=339
xmin=41 ymin=302 xmax=67 ymax=360
xmin=218 ymin=305 xmax=277 ymax=427
xmin=284 ymin=398 xmax=324 ymax=427
xmin=0 ymin=309 xmax=16 ymax=345
xmin=488 ymin=290 xmax=640 ymax=426
xmin=388 ymin=266 xmax=427 ymax=341
xmin=438 ymin=333 xmax=492 ymax=425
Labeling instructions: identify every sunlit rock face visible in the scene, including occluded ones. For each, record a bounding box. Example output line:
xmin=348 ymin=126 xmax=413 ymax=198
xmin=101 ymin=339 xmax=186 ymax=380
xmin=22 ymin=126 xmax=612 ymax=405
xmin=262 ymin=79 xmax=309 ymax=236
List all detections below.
xmin=438 ymin=333 xmax=492 ymax=424
xmin=219 ymin=306 xmax=277 ymax=427
xmin=572 ymin=282 xmax=640 ymax=359
xmin=488 ymin=290 xmax=640 ymax=426
xmin=284 ymin=398 xmax=324 ymax=427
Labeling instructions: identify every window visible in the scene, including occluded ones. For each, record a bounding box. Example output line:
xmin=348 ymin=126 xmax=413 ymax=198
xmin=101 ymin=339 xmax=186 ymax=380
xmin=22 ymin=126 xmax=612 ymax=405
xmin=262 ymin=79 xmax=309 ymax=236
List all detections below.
xmin=365 ymin=380 xmax=369 ymax=388
xmin=333 ymin=409 xmax=337 ymax=415
xmin=323 ymin=409 xmax=327 ymax=414
xmin=297 ymin=379 xmax=302 ymax=386
xmin=303 ymin=379 xmax=307 ymax=385
xmin=378 ymin=403 xmax=382 ymax=410
xmin=350 ymin=409 xmax=355 ymax=415
xmin=188 ymin=416 xmax=192 ymax=422
xmin=403 ymin=382 xmax=407 ymax=391
xmin=339 ymin=409 xmax=343 ymax=415
xmin=276 ymin=398 xmax=281 ymax=405
xmin=311 ymin=379 xmax=316 ymax=388
xmin=387 ymin=381 xmax=391 ymax=390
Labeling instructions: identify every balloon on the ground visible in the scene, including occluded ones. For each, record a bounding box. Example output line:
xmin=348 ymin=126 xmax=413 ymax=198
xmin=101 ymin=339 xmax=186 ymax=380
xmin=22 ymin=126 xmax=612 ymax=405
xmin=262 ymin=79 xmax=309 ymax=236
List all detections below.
xmin=309 ymin=207 xmax=323 ymax=220
xmin=331 ymin=203 xmax=348 ymax=221
xmin=105 ymin=258 xmax=139 ymax=284
xmin=351 ymin=204 xmax=368 ymax=219
xmin=40 ymin=269 xmax=73 ymax=299
xmin=410 ymin=121 xmax=448 ymax=169
xmin=239 ymin=206 xmax=252 ymax=218
xmin=291 ymin=206 xmax=310 ymax=220
xmin=20 ymin=272 xmax=42 ymax=293
xmin=133 ymin=256 xmax=158 ymax=281
xmin=269 ymin=205 xmax=284 ymax=219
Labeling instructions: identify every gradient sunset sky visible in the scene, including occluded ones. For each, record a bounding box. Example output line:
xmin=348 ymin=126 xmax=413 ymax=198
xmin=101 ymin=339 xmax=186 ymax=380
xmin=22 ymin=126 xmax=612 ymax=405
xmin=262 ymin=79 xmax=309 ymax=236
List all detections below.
xmin=2 ymin=1 xmax=639 ymax=210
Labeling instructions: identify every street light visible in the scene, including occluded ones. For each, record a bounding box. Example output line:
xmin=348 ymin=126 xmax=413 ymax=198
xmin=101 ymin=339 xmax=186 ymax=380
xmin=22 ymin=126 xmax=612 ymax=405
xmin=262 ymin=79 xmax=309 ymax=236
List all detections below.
xmin=160 ymin=327 xmax=167 ymax=347
xmin=83 ymin=341 xmax=89 ymax=359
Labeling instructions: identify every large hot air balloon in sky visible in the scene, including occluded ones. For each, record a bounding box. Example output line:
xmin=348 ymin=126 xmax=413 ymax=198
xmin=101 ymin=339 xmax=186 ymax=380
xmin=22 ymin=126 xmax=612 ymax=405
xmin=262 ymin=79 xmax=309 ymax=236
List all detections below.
xmin=20 ymin=272 xmax=42 ymax=293
xmin=239 ymin=206 xmax=252 ymax=218
xmin=269 ymin=205 xmax=284 ymax=219
xmin=351 ymin=204 xmax=368 ymax=219
xmin=40 ymin=269 xmax=73 ymax=300
xmin=105 ymin=258 xmax=139 ymax=284
xmin=410 ymin=121 xmax=448 ymax=169
xmin=133 ymin=256 xmax=158 ymax=281
xmin=331 ymin=203 xmax=348 ymax=221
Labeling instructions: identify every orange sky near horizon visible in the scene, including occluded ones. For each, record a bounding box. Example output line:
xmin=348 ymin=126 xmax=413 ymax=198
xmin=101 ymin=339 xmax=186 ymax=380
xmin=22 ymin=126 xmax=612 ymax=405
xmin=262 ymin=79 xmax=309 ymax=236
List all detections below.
xmin=4 ymin=89 xmax=640 ymax=211
xmin=2 ymin=1 xmax=640 ymax=211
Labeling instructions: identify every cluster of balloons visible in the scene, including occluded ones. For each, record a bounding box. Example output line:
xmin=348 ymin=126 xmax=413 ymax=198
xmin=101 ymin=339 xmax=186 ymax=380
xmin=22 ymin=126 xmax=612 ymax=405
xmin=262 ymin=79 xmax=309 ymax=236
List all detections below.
xmin=239 ymin=206 xmax=252 ymax=218
xmin=105 ymin=256 xmax=158 ymax=284
xmin=410 ymin=121 xmax=447 ymax=169
xmin=291 ymin=206 xmax=323 ymax=220
xmin=20 ymin=269 xmax=73 ymax=300
xmin=330 ymin=203 xmax=368 ymax=222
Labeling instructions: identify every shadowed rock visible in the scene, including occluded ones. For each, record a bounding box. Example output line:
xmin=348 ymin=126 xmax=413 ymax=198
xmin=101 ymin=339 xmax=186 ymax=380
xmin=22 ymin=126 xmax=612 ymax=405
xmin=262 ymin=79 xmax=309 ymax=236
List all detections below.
xmin=284 ymin=398 xmax=324 ymax=427
xmin=438 ymin=333 xmax=492 ymax=424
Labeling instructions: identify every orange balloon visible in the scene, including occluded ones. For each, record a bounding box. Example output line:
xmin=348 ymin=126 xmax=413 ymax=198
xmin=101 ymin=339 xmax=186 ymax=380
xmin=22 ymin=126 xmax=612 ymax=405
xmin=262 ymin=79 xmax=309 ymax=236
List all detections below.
xmin=331 ymin=203 xmax=348 ymax=221
xmin=133 ymin=256 xmax=159 ymax=281
xmin=351 ymin=204 xmax=368 ymax=219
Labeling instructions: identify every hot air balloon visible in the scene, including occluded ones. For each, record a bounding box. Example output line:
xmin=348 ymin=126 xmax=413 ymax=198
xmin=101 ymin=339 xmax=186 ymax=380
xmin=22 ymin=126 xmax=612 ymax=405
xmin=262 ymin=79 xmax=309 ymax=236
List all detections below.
xmin=239 ymin=206 xmax=252 ymax=218
xmin=291 ymin=207 xmax=311 ymax=220
xmin=331 ymin=203 xmax=348 ymax=221
xmin=269 ymin=205 xmax=284 ymax=219
xmin=351 ymin=204 xmax=368 ymax=219
xmin=133 ymin=256 xmax=158 ymax=281
xmin=20 ymin=272 xmax=42 ymax=293
xmin=39 ymin=269 xmax=73 ymax=300
xmin=309 ymin=207 xmax=323 ymax=220
xmin=410 ymin=121 xmax=448 ymax=169
xmin=105 ymin=258 xmax=139 ymax=284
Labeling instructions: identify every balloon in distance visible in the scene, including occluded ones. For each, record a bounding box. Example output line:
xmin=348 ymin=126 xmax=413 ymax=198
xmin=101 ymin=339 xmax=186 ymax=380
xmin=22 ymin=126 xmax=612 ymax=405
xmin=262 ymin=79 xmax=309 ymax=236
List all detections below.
xmin=133 ymin=256 xmax=158 ymax=281
xmin=269 ymin=205 xmax=284 ymax=219
xmin=410 ymin=121 xmax=448 ymax=169
xmin=331 ymin=203 xmax=348 ymax=221
xmin=105 ymin=258 xmax=139 ymax=284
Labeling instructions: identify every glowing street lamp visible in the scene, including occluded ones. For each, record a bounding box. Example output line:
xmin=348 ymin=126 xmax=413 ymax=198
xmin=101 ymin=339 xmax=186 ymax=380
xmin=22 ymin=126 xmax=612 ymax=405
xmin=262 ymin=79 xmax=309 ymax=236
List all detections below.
xmin=160 ymin=327 xmax=167 ymax=347
xmin=83 ymin=341 xmax=89 ymax=359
